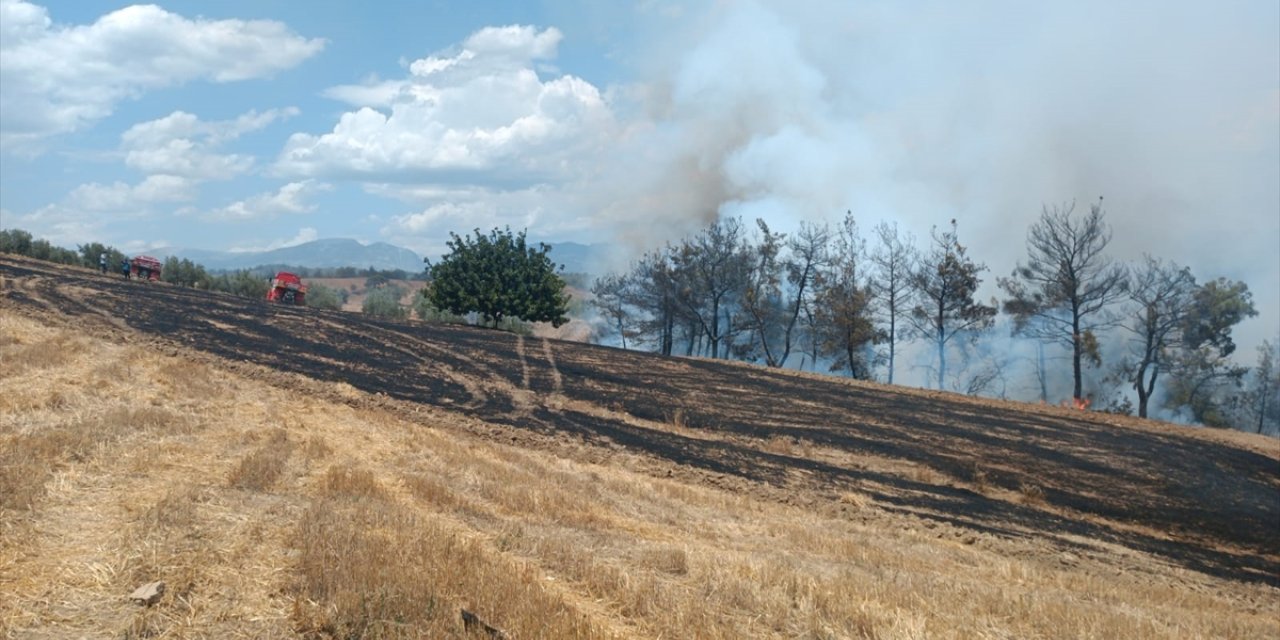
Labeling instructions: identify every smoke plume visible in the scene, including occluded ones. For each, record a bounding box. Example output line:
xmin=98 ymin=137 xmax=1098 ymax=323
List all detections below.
xmin=593 ymin=0 xmax=1278 ymax=356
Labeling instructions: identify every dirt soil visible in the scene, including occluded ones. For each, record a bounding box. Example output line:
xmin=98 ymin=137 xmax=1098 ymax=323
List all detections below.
xmin=3 ymin=253 xmax=1277 ymax=588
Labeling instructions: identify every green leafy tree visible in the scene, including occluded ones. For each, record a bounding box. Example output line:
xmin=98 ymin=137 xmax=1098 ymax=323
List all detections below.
xmin=363 ymin=284 xmax=408 ymax=319
xmin=0 ymin=229 xmax=34 ymax=255
xmin=210 ymin=270 xmax=270 ymax=299
xmin=364 ymin=273 xmax=390 ymax=290
xmin=306 ymin=282 xmax=346 ymax=311
xmin=26 ymin=238 xmax=80 ymax=265
xmin=1163 ymin=278 xmax=1257 ymax=427
xmin=77 ymin=242 xmax=125 ymax=271
xmin=162 ymin=257 xmax=210 ymax=288
xmin=413 ymin=289 xmax=463 ymax=323
xmin=426 ymin=227 xmax=569 ymax=328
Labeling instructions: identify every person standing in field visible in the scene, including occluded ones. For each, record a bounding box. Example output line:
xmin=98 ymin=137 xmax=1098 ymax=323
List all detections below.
xmin=121 ymin=258 xmax=131 ymax=279
xmin=99 ymin=252 xmax=108 ymax=274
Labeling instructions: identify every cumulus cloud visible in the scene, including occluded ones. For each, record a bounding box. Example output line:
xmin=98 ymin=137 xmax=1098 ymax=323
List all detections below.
xmin=7 ymin=106 xmax=304 ymax=247
xmin=370 ymin=181 xmax=598 ymax=256
xmin=12 ymin=174 xmax=194 ymax=245
xmin=206 ymin=180 xmax=333 ymax=221
xmin=0 ymin=1 xmax=323 ymax=146
xmin=122 ymin=108 xmax=299 ymax=180
xmin=276 ymin=25 xmax=613 ymax=181
xmin=66 ymin=175 xmax=196 ymax=210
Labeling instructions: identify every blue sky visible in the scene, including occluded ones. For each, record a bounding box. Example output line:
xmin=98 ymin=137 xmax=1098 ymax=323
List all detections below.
xmin=1 ymin=0 xmax=1278 ymax=348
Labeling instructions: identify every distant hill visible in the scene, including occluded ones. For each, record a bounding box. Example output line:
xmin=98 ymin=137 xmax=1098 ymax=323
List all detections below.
xmin=544 ymin=242 xmax=606 ymax=275
xmin=156 ymin=238 xmax=606 ymax=275
xmin=160 ymin=238 xmax=424 ymax=273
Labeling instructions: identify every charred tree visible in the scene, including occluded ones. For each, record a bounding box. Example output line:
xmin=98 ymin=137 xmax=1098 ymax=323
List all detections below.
xmin=1000 ymin=199 xmax=1128 ymax=401
xmin=1121 ymin=256 xmax=1195 ymax=418
xmin=815 ymin=213 xmax=880 ymax=379
xmin=741 ymin=220 xmax=788 ymax=366
xmin=870 ymin=221 xmax=917 ymax=385
xmin=909 ymin=221 xmax=996 ymax=390
xmin=671 ymin=218 xmax=749 ymax=359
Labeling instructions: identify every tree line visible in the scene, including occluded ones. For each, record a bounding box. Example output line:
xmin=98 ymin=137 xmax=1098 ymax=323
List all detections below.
xmin=0 ymin=228 xmax=354 ymax=311
xmin=4 ymin=220 xmax=1274 ymax=434
xmin=0 ymin=226 xmax=568 ymax=327
xmin=589 ymin=203 xmax=1278 ymax=435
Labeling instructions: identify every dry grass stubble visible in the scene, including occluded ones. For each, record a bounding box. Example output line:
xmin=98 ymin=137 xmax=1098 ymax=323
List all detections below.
xmin=1 ymin=307 xmax=1277 ymax=639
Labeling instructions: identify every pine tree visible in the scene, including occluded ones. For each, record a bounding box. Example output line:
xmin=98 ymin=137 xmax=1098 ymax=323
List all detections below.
xmin=909 ymin=221 xmax=996 ymax=390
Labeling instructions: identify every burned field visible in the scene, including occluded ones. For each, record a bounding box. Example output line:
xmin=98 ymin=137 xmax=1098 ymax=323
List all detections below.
xmin=3 ymin=253 xmax=1277 ymax=589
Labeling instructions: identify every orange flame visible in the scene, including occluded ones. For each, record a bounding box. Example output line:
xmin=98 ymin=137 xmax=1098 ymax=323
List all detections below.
xmin=1059 ymin=397 xmax=1091 ymax=411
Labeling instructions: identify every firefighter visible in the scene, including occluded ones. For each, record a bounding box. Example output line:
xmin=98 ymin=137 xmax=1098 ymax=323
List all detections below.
xmin=121 ymin=258 xmax=131 ymax=279
xmin=99 ymin=252 xmax=107 ymax=274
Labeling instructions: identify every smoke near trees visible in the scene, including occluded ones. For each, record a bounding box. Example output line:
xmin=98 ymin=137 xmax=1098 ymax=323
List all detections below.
xmin=2 ymin=214 xmax=1269 ymax=435
xmin=589 ymin=205 xmax=1267 ymax=435
xmin=908 ymin=221 xmax=997 ymax=391
xmin=1000 ymin=200 xmax=1129 ymax=402
xmin=870 ymin=221 xmax=916 ymax=385
xmin=1118 ymin=257 xmax=1196 ymax=418
xmin=814 ymin=213 xmax=878 ymax=379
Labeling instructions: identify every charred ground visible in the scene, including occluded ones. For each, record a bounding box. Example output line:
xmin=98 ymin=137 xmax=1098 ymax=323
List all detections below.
xmin=2 ymin=253 xmax=1277 ymax=587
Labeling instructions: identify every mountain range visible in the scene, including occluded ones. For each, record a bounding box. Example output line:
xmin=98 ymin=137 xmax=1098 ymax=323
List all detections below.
xmin=158 ymin=238 xmax=606 ymax=275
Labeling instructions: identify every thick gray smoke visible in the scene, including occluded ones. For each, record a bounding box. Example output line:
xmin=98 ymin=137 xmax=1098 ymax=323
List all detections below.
xmin=594 ymin=0 xmax=1279 ymax=359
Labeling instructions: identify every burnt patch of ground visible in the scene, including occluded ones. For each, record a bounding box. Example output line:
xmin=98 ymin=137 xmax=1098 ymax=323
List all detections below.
xmin=3 ymin=253 xmax=1277 ymax=587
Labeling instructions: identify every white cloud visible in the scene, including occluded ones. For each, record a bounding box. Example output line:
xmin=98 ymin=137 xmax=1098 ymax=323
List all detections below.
xmin=376 ymin=181 xmax=602 ymax=256
xmin=228 ymin=226 xmax=318 ymax=253
xmin=276 ymin=25 xmax=613 ymax=181
xmin=0 ymin=1 xmax=323 ymax=146
xmin=387 ymin=200 xmax=498 ymax=235
xmin=121 ymin=108 xmax=299 ymax=180
xmin=66 ymin=175 xmax=196 ymax=211
xmin=206 ymin=180 xmax=333 ymax=221
xmin=5 ymin=104 xmax=303 ymax=247
xmin=322 ymin=78 xmax=405 ymax=108
xmin=12 ymin=173 xmax=195 ymax=245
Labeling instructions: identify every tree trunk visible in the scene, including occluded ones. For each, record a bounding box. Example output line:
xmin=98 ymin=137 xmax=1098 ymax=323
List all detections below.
xmin=887 ymin=310 xmax=896 ymax=385
xmin=936 ymin=300 xmax=946 ymax=390
xmin=665 ymin=318 xmax=673 ymax=355
xmin=937 ymin=336 xmax=946 ymax=390
xmin=1037 ymin=342 xmax=1048 ymax=403
xmin=1135 ymin=370 xmax=1150 ymax=418
xmin=1257 ymin=390 xmax=1268 ymax=434
xmin=1071 ymin=308 xmax=1083 ymax=400
xmin=710 ymin=297 xmax=721 ymax=359
xmin=779 ymin=265 xmax=810 ymax=369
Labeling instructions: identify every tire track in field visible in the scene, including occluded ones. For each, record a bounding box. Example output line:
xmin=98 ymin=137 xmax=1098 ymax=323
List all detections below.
xmin=542 ymin=338 xmax=564 ymax=395
xmin=517 ymin=334 xmax=531 ymax=389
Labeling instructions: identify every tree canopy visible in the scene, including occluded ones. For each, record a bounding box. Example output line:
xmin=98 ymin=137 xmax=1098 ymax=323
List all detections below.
xmin=999 ymin=199 xmax=1128 ymax=401
xmin=909 ymin=221 xmax=997 ymax=390
xmin=426 ymin=227 xmax=570 ymax=328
